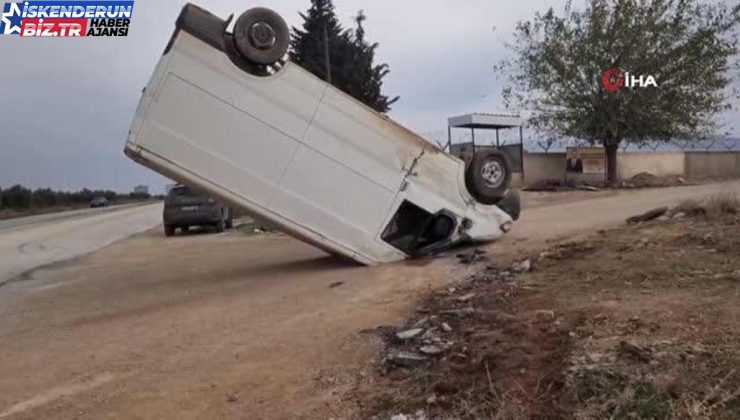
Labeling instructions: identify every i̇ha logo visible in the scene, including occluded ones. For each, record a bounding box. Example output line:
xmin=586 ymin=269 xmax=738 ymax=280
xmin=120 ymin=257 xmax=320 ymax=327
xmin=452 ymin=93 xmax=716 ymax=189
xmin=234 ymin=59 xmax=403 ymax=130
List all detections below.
xmin=601 ymin=67 xmax=658 ymax=92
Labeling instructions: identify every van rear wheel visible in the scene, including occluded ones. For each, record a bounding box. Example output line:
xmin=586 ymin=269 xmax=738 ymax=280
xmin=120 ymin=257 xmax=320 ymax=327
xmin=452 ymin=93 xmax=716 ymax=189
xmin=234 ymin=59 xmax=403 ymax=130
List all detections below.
xmin=233 ymin=8 xmax=289 ymax=65
xmin=465 ymin=150 xmax=512 ymax=205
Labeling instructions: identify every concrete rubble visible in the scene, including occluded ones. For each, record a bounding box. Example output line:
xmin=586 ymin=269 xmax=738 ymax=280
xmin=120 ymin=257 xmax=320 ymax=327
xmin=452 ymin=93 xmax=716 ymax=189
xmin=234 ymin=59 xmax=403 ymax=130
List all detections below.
xmin=627 ymin=197 xmax=740 ymax=225
xmin=396 ymin=328 xmax=424 ymax=340
xmin=387 ymin=351 xmax=428 ymax=367
xmin=626 ymin=207 xmax=668 ymax=224
xmin=376 ymin=261 xmax=529 ymax=373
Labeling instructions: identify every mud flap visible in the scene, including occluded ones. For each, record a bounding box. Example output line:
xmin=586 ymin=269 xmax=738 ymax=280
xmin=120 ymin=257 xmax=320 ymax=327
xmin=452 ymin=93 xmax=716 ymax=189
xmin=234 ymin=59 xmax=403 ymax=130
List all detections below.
xmin=497 ymin=190 xmax=521 ymax=221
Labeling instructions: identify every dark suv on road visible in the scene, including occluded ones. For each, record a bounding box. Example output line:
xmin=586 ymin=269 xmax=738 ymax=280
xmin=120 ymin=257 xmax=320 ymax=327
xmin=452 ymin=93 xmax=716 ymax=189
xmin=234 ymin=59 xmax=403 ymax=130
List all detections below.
xmin=163 ymin=185 xmax=232 ymax=236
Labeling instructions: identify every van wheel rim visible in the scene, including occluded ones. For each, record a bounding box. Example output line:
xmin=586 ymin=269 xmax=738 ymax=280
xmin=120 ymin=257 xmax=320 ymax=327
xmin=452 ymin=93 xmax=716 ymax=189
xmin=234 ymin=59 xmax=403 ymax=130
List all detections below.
xmin=249 ymin=22 xmax=276 ymax=50
xmin=481 ymin=160 xmax=504 ymax=188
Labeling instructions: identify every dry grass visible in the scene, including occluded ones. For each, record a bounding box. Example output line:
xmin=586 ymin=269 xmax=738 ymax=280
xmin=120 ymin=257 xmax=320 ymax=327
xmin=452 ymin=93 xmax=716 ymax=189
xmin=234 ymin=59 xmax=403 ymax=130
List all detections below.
xmin=362 ymin=206 xmax=740 ymax=419
xmin=675 ymin=193 xmax=740 ymax=219
xmin=705 ymin=194 xmax=740 ymax=216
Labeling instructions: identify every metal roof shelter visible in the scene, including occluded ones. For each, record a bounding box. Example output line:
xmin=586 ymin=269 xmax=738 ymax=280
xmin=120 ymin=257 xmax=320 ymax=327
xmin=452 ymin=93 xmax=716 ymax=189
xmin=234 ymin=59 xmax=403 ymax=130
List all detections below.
xmin=446 ymin=113 xmax=524 ymax=151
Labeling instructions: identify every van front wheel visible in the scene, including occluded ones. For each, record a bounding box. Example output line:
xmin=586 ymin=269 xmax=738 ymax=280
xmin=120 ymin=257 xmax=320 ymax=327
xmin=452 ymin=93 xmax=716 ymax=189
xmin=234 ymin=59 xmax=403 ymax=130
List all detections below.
xmin=233 ymin=8 xmax=289 ymax=66
xmin=465 ymin=150 xmax=512 ymax=205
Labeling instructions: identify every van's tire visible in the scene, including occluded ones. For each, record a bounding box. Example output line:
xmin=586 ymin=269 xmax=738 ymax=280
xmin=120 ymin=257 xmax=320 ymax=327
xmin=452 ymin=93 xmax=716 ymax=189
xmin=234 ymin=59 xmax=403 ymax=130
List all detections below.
xmin=233 ymin=8 xmax=289 ymax=65
xmin=164 ymin=225 xmax=175 ymax=237
xmin=465 ymin=150 xmax=512 ymax=205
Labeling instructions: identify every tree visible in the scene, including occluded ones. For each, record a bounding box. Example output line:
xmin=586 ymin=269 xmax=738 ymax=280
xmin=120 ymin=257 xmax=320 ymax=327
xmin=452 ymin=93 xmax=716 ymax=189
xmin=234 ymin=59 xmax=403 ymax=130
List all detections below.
xmin=498 ymin=0 xmax=740 ymax=183
xmin=31 ymin=188 xmax=58 ymax=208
xmin=2 ymin=185 xmax=32 ymax=209
xmin=290 ymin=0 xmax=399 ymax=113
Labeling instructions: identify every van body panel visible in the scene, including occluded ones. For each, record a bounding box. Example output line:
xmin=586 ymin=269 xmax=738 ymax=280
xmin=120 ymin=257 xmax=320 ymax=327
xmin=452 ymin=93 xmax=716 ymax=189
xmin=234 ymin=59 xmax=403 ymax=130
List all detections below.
xmin=125 ymin=6 xmax=515 ymax=265
xmin=142 ymin=73 xmax=300 ymax=206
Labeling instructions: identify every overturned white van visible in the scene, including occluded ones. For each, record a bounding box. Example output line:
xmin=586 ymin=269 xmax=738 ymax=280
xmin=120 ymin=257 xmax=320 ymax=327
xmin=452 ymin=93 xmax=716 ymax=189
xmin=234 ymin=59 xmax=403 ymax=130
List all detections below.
xmin=125 ymin=4 xmax=520 ymax=265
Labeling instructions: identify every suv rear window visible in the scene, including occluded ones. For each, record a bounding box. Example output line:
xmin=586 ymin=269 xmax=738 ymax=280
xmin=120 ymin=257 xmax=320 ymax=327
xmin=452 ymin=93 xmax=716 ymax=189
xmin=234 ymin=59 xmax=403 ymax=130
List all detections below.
xmin=169 ymin=186 xmax=194 ymax=196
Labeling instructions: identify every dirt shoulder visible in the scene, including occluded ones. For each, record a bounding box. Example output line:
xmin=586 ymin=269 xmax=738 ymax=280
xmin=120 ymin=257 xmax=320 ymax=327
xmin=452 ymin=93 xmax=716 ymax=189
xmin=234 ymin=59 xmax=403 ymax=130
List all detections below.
xmin=0 ymin=183 xmax=739 ymax=419
xmin=361 ymin=197 xmax=740 ymax=419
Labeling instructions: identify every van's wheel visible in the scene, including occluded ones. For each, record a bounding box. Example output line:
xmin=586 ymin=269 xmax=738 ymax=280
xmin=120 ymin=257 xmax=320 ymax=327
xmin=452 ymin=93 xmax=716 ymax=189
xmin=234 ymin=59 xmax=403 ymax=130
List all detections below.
xmin=465 ymin=150 xmax=512 ymax=205
xmin=233 ymin=8 xmax=289 ymax=66
xmin=164 ymin=225 xmax=175 ymax=237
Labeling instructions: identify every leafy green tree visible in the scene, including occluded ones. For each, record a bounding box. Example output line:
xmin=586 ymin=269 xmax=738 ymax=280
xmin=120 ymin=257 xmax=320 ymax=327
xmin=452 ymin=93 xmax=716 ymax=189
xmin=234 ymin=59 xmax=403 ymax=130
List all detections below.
xmin=498 ymin=0 xmax=740 ymax=183
xmin=290 ymin=0 xmax=398 ymax=112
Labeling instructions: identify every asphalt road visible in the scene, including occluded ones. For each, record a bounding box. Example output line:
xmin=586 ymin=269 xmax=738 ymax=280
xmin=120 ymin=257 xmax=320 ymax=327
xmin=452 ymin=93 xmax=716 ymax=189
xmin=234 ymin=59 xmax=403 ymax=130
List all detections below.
xmin=0 ymin=203 xmax=163 ymax=286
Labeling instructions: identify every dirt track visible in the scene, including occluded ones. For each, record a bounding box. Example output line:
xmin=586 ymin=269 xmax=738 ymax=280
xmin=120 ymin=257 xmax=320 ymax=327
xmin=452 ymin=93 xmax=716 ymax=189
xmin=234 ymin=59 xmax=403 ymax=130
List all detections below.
xmin=1 ymin=181 xmax=739 ymax=419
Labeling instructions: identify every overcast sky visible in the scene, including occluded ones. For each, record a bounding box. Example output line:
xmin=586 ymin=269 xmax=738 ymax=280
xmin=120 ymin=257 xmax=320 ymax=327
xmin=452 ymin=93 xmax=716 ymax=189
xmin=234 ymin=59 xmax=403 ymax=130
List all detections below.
xmin=1 ymin=0 xmax=738 ymax=193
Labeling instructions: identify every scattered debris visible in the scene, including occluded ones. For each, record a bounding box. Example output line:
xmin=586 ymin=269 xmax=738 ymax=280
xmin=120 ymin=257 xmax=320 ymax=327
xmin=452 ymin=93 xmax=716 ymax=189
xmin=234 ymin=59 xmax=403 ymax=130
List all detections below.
xmin=389 ymin=411 xmax=428 ymax=420
xmin=418 ymin=345 xmax=445 ymax=356
xmin=412 ymin=317 xmax=430 ymax=328
xmin=225 ymin=392 xmax=239 ymax=403
xmin=526 ymin=174 xmax=692 ymax=192
xmin=236 ymin=221 xmax=274 ymax=236
xmin=540 ymin=242 xmax=596 ymax=260
xmin=524 ymin=179 xmax=602 ymax=192
xmin=577 ymin=185 xmax=600 ymax=191
xmin=623 ymin=172 xmax=690 ymax=188
xmin=627 ymin=207 xmax=669 ymax=224
xmin=534 ymin=309 xmax=556 ymax=321
xmin=366 ymin=202 xmax=740 ymax=420
xmin=512 ymin=259 xmax=532 ymax=273
xmin=455 ymin=293 xmax=476 ymax=303
xmin=387 ymin=351 xmax=428 ymax=367
xmin=631 ymin=194 xmax=740 ymax=225
xmin=456 ymin=249 xmax=488 ymax=264
xmin=523 ymin=179 xmax=577 ymax=192
xmin=396 ymin=328 xmax=424 ymax=340
xmin=439 ymin=307 xmax=476 ymax=317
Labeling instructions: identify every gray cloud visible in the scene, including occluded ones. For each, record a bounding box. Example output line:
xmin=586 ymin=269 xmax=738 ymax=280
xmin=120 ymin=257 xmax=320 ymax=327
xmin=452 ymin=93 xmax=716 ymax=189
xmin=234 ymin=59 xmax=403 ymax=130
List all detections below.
xmin=0 ymin=0 xmax=737 ymax=193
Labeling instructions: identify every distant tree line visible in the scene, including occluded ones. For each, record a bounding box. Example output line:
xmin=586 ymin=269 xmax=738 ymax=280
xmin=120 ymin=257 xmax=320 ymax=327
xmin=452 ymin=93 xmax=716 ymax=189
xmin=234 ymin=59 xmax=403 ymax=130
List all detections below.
xmin=0 ymin=184 xmax=151 ymax=210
